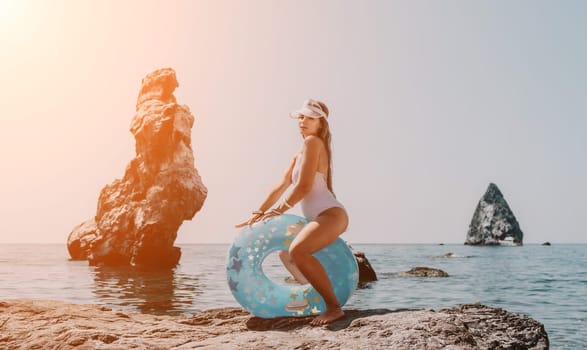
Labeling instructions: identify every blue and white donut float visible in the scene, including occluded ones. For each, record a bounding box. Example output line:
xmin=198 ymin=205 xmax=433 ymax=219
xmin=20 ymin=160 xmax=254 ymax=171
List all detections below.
xmin=226 ymin=214 xmax=359 ymax=318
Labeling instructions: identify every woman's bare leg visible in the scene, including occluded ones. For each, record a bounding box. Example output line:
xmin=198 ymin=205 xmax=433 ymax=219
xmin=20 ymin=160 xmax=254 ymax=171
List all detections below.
xmin=278 ymin=251 xmax=309 ymax=284
xmin=288 ymin=207 xmax=348 ymax=325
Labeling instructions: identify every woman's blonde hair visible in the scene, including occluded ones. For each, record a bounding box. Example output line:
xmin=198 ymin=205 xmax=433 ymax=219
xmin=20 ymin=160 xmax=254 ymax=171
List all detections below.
xmin=315 ymin=101 xmax=335 ymax=195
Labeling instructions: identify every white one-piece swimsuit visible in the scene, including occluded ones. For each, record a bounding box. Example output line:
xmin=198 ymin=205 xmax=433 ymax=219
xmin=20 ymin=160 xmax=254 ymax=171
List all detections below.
xmin=291 ymin=154 xmax=345 ymax=220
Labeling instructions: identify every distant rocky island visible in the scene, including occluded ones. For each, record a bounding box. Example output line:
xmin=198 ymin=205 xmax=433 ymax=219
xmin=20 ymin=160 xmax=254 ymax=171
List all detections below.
xmin=67 ymin=68 xmax=207 ymax=268
xmin=465 ymin=183 xmax=524 ymax=246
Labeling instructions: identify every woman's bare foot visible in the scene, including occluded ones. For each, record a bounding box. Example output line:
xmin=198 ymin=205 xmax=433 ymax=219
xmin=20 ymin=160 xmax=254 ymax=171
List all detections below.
xmin=310 ymin=306 xmax=345 ymax=326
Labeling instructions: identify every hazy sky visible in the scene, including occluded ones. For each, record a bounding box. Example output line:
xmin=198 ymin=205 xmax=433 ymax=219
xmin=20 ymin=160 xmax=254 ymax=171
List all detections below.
xmin=1 ymin=0 xmax=585 ymax=244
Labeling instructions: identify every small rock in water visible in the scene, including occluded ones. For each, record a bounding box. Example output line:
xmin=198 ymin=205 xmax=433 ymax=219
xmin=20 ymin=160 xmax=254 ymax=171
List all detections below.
xmin=354 ymin=251 xmax=378 ymax=288
xmin=400 ymin=267 xmax=449 ymax=277
xmin=433 ymin=252 xmax=456 ymax=258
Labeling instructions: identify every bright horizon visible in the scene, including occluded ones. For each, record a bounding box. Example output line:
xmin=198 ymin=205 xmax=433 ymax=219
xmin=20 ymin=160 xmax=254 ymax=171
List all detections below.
xmin=1 ymin=1 xmax=586 ymax=245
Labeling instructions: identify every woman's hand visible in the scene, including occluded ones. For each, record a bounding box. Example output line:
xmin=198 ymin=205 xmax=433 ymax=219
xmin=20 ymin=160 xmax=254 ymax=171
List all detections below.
xmin=260 ymin=209 xmax=283 ymax=221
xmin=235 ymin=212 xmax=264 ymax=228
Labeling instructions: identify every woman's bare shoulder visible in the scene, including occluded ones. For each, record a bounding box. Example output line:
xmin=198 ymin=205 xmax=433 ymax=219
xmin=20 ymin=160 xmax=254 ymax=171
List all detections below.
xmin=303 ymin=135 xmax=324 ymax=150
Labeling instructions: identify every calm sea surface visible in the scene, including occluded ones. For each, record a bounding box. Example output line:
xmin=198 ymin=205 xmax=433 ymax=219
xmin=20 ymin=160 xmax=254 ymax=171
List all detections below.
xmin=0 ymin=243 xmax=585 ymax=349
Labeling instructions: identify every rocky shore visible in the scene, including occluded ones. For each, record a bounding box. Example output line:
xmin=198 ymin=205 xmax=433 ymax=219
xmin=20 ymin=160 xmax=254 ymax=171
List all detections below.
xmin=0 ymin=300 xmax=548 ymax=349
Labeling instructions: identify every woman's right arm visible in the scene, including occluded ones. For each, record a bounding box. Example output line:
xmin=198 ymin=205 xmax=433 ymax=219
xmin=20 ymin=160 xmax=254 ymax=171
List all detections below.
xmin=234 ymin=155 xmax=297 ymax=228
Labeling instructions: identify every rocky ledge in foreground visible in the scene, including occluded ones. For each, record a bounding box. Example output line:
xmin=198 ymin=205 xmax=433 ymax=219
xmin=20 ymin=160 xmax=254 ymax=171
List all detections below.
xmin=0 ymin=300 xmax=548 ymax=349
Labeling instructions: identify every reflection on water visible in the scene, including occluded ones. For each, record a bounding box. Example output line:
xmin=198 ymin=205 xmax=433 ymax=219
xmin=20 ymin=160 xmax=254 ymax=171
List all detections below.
xmin=91 ymin=266 xmax=202 ymax=315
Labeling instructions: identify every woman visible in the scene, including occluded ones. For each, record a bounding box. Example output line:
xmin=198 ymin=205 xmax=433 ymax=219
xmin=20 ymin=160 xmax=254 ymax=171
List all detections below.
xmin=235 ymin=99 xmax=348 ymax=325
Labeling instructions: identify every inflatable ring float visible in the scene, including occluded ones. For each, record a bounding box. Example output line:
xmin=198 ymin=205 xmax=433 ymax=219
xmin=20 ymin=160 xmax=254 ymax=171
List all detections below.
xmin=226 ymin=214 xmax=359 ymax=318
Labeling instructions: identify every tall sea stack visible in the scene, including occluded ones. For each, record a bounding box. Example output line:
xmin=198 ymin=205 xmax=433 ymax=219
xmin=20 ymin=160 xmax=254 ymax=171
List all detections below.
xmin=67 ymin=68 xmax=207 ymax=268
xmin=465 ymin=183 xmax=523 ymax=246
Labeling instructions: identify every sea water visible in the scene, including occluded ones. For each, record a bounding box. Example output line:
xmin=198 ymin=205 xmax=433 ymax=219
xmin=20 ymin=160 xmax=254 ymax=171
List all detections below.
xmin=0 ymin=243 xmax=585 ymax=349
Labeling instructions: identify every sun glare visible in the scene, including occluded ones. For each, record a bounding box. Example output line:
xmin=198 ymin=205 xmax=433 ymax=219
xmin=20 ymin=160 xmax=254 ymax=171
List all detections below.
xmin=0 ymin=0 xmax=44 ymax=50
xmin=0 ymin=0 xmax=19 ymax=18
xmin=0 ymin=0 xmax=23 ymax=28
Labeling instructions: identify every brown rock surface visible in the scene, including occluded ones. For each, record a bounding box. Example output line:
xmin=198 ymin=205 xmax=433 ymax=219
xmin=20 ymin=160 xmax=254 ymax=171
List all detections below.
xmin=66 ymin=68 xmax=207 ymax=268
xmin=354 ymin=251 xmax=378 ymax=287
xmin=0 ymin=300 xmax=548 ymax=349
xmin=66 ymin=219 xmax=97 ymax=260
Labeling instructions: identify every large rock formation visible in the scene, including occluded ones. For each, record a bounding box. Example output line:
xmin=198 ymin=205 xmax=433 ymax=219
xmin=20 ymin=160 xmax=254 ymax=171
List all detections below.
xmin=465 ymin=183 xmax=523 ymax=246
xmin=67 ymin=68 xmax=207 ymax=268
xmin=0 ymin=300 xmax=549 ymax=349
